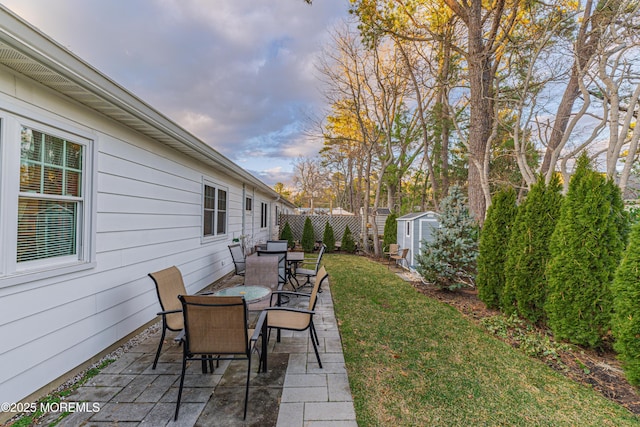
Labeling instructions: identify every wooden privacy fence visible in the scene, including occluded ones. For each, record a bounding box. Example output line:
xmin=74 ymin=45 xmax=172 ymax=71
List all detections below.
xmin=279 ymin=214 xmax=362 ymax=243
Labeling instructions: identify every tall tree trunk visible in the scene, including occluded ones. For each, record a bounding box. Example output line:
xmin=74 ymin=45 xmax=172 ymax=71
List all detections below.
xmin=466 ymin=11 xmax=493 ymax=223
xmin=438 ymin=35 xmax=452 ymax=201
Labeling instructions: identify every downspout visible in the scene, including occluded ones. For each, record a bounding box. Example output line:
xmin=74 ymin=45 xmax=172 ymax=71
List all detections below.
xmin=242 ymin=184 xmax=246 ymax=239
xmin=271 ymin=195 xmax=281 ymax=239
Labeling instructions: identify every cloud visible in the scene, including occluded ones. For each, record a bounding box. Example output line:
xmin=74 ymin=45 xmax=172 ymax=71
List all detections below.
xmin=2 ymin=0 xmax=348 ymax=175
xmin=248 ymin=166 xmax=294 ymax=187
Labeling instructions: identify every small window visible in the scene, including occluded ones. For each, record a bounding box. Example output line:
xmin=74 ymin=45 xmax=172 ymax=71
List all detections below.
xmin=260 ymin=202 xmax=268 ymax=228
xmin=406 ymin=221 xmax=410 ymax=237
xmin=203 ymin=183 xmax=227 ymax=237
xmin=245 ymin=197 xmax=252 ymax=211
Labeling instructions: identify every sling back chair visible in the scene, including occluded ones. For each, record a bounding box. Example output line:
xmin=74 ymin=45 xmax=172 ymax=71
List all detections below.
xmin=174 ymin=294 xmax=267 ymax=421
xmin=266 ymin=240 xmax=288 ymax=251
xmin=295 ymin=244 xmax=326 ymax=290
xmin=228 ymin=243 xmax=246 ymax=276
xmin=265 ymin=266 xmax=329 ymax=368
xmin=384 ymin=243 xmax=399 ymax=262
xmin=244 ymin=254 xmax=280 ymax=290
xmin=257 ymin=248 xmax=288 ymax=289
xmin=389 ymin=248 xmax=409 ymax=269
xmin=149 ymin=266 xmax=213 ymax=370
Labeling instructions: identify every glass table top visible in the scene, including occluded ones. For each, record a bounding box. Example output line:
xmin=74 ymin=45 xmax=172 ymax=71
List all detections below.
xmin=213 ymin=285 xmax=271 ymax=303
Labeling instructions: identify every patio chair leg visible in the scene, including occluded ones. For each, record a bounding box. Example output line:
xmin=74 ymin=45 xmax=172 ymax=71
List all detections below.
xmin=152 ymin=323 xmax=167 ymax=370
xmin=174 ymin=354 xmax=188 ymax=421
xmin=288 ymin=271 xmax=300 ymax=291
xmin=244 ymin=357 xmax=251 ymax=420
xmin=309 ymin=325 xmax=323 ymax=368
xmin=311 ymin=323 xmax=320 ymax=345
xmin=201 ymin=355 xmax=214 ymax=373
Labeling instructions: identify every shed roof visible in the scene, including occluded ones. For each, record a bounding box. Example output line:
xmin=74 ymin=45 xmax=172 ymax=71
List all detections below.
xmin=0 ymin=5 xmax=295 ymax=209
xmin=397 ymin=211 xmax=439 ymax=221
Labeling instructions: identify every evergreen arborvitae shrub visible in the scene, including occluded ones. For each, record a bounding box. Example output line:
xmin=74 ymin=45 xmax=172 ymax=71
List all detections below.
xmin=545 ymin=154 xmax=628 ymax=348
xmin=415 ymin=185 xmax=478 ymax=290
xmin=382 ymin=212 xmax=398 ymax=253
xmin=301 ymin=217 xmax=315 ymax=252
xmin=341 ymin=225 xmax=356 ymax=253
xmin=612 ymin=221 xmax=640 ymax=385
xmin=501 ymin=175 xmax=563 ymax=322
xmin=280 ymin=221 xmax=295 ymax=250
xmin=477 ymin=187 xmax=518 ymax=310
xmin=323 ymin=221 xmax=336 ymax=252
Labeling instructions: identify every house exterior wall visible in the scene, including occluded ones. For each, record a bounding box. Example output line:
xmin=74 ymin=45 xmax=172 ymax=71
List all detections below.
xmin=0 ymin=65 xmax=286 ymax=405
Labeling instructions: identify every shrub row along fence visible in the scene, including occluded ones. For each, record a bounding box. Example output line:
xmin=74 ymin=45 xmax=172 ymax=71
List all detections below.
xmin=279 ymin=214 xmax=362 ymax=244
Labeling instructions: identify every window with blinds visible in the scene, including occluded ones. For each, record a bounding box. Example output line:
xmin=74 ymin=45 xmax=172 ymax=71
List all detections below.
xmin=203 ymin=183 xmax=227 ymax=237
xmin=17 ymin=127 xmax=83 ymax=263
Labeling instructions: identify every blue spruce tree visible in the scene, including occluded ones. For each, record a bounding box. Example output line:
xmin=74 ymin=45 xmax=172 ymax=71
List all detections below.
xmin=415 ymin=186 xmax=478 ymax=290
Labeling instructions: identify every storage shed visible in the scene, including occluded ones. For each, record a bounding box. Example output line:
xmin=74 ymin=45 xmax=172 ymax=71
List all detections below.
xmin=396 ymin=211 xmax=440 ymax=269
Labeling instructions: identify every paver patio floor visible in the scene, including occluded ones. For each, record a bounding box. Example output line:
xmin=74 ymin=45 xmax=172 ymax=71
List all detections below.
xmin=33 ymin=274 xmax=357 ymax=426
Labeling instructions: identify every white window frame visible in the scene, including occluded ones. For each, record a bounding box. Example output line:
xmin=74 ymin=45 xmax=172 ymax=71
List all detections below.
xmin=245 ymin=196 xmax=252 ymax=212
xmin=260 ymin=202 xmax=268 ymax=229
xmin=0 ymin=112 xmax=96 ymax=288
xmin=202 ymin=179 xmax=228 ymax=241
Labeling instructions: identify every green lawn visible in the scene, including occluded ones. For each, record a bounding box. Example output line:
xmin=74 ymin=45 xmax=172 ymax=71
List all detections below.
xmin=324 ymin=253 xmax=640 ymax=427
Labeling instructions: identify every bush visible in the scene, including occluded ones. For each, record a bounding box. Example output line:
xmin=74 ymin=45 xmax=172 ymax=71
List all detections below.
xmin=341 ymin=225 xmax=357 ymax=253
xmin=477 ymin=187 xmax=518 ymax=309
xmin=301 ymin=217 xmax=315 ymax=252
xmin=323 ymin=221 xmax=336 ymax=252
xmin=501 ymin=175 xmax=563 ymax=322
xmin=612 ymin=221 xmax=640 ymax=385
xmin=280 ymin=221 xmax=295 ymax=250
xmin=545 ymin=154 xmax=628 ymax=348
xmin=382 ymin=212 xmax=398 ymax=252
xmin=415 ymin=185 xmax=478 ymax=290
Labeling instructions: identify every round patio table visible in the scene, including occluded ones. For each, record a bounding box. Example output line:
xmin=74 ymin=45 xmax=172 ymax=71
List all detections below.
xmin=214 ymin=285 xmax=271 ymax=303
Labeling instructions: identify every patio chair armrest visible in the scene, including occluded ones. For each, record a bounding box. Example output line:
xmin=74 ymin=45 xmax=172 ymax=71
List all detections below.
xmin=269 ymin=289 xmax=311 ymax=306
xmin=157 ymin=309 xmax=182 ymax=316
xmin=264 ymin=306 xmax=315 ymax=315
xmin=271 ymin=290 xmax=311 ymax=298
xmin=298 ymin=261 xmax=317 ymax=268
xmin=250 ymin=311 xmax=268 ymax=343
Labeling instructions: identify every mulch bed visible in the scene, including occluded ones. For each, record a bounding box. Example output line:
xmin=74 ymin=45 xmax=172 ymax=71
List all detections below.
xmin=407 ymin=275 xmax=640 ymax=415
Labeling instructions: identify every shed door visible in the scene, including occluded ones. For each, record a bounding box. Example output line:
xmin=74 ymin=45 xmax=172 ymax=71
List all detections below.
xmin=416 ymin=219 xmax=439 ymax=267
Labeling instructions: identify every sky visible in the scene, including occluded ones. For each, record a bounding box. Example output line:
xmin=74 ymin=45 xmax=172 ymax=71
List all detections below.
xmin=1 ymin=0 xmax=351 ymax=186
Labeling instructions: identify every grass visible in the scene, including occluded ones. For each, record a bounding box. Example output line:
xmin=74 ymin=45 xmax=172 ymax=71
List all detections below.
xmin=324 ymin=253 xmax=640 ymax=427
xmin=9 ymin=359 xmax=114 ymax=427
